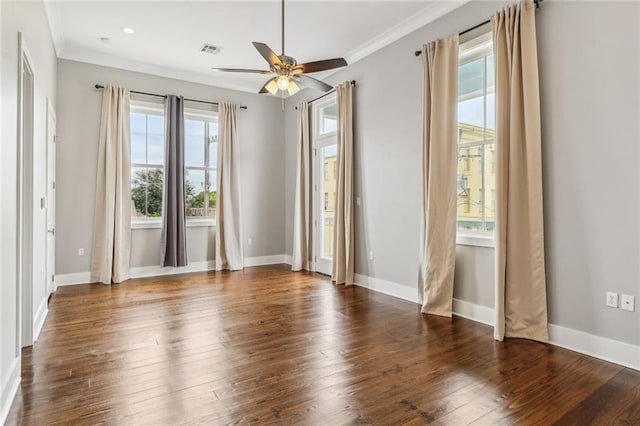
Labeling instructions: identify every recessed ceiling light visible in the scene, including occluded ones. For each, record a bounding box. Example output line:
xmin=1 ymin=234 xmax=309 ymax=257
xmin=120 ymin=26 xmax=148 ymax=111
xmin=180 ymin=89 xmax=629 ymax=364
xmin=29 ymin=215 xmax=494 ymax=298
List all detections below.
xmin=121 ymin=27 xmax=135 ymax=35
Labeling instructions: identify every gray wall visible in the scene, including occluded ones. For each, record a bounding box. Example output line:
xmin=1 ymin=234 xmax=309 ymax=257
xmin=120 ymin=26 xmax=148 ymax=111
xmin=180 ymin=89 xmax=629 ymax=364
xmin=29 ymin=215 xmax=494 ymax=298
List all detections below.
xmin=56 ymin=59 xmax=285 ymax=274
xmin=1 ymin=0 xmax=58 ymax=416
xmin=284 ymin=1 xmax=639 ymax=346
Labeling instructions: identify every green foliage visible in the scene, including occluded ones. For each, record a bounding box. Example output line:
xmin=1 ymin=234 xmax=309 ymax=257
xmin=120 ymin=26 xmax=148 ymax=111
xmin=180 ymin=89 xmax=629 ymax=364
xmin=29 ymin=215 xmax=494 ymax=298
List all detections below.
xmin=132 ymin=168 xmax=216 ymax=217
xmin=132 ymin=168 xmax=163 ymax=217
xmin=189 ymin=191 xmax=217 ymax=209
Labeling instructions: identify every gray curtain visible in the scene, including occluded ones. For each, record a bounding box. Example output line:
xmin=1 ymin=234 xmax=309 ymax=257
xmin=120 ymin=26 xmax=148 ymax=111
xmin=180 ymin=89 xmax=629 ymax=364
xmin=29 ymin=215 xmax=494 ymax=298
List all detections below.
xmin=292 ymin=102 xmax=311 ymax=271
xmin=215 ymin=103 xmax=244 ymax=271
xmin=160 ymin=95 xmax=187 ymax=267
xmin=90 ymin=85 xmax=131 ymax=284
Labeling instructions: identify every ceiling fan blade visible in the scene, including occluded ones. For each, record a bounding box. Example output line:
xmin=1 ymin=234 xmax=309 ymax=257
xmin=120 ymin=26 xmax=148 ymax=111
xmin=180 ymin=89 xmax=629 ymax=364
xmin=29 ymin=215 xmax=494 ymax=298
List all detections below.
xmin=296 ymin=75 xmax=333 ymax=92
xmin=252 ymin=42 xmax=283 ymax=68
xmin=293 ymin=58 xmax=348 ymax=74
xmin=259 ymin=77 xmax=279 ymax=95
xmin=211 ymin=68 xmax=272 ymax=74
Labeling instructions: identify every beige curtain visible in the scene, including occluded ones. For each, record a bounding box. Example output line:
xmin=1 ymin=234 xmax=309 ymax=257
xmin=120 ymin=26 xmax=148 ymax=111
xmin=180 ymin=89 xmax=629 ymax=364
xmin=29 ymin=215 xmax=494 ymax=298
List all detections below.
xmin=419 ymin=35 xmax=459 ymax=317
xmin=90 ymin=86 xmax=131 ymax=284
xmin=492 ymin=0 xmax=548 ymax=342
xmin=332 ymin=82 xmax=354 ymax=285
xmin=292 ymin=102 xmax=311 ymax=271
xmin=215 ymin=103 xmax=244 ymax=271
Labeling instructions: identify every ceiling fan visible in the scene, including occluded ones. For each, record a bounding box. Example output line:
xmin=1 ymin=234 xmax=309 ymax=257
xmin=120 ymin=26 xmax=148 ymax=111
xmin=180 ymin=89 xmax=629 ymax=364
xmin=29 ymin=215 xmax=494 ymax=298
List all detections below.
xmin=211 ymin=0 xmax=348 ymax=96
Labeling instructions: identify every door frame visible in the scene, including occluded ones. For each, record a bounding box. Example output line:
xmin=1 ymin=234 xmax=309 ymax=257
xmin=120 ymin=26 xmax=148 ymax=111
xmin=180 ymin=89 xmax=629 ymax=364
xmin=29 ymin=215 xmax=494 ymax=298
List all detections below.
xmin=46 ymin=99 xmax=57 ymax=296
xmin=17 ymin=32 xmax=36 ymax=349
xmin=311 ymin=94 xmax=337 ymax=276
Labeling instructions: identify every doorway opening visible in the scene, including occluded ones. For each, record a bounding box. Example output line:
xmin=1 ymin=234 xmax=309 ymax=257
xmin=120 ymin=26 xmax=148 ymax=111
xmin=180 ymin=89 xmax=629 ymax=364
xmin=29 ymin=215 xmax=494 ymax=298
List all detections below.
xmin=18 ymin=33 xmax=35 ymax=349
xmin=312 ymin=95 xmax=337 ymax=276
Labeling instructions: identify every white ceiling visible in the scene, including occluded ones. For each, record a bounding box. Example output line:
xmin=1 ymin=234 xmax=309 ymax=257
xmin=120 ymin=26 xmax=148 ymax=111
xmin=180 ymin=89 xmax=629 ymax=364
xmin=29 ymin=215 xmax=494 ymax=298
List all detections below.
xmin=45 ymin=1 xmax=466 ymax=94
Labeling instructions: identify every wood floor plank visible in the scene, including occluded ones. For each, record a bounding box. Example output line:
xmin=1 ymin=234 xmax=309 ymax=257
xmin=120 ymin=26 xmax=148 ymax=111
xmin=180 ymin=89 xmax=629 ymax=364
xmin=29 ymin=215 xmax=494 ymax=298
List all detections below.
xmin=6 ymin=265 xmax=639 ymax=425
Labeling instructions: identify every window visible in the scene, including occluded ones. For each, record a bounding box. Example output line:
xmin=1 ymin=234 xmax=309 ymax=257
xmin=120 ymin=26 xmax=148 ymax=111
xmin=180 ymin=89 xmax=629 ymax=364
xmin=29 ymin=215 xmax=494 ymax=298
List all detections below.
xmin=130 ymin=102 xmax=164 ymax=220
xmin=184 ymin=110 xmax=218 ymax=219
xmin=130 ymin=101 xmax=218 ymax=226
xmin=457 ymin=31 xmax=495 ymax=237
xmin=318 ymin=103 xmax=337 ymax=135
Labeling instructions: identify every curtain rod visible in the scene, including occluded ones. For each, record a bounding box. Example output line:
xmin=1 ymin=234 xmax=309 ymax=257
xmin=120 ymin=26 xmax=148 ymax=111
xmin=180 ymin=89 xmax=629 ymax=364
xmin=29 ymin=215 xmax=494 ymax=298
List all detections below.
xmin=413 ymin=0 xmax=542 ymax=57
xmin=294 ymin=80 xmax=356 ymax=110
xmin=94 ymin=84 xmax=248 ymax=110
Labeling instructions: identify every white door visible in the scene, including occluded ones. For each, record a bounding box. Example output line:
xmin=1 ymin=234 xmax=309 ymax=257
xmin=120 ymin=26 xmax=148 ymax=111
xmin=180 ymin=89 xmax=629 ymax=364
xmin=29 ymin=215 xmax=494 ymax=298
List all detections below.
xmin=312 ymin=96 xmax=337 ymax=276
xmin=46 ymin=102 xmax=56 ymax=295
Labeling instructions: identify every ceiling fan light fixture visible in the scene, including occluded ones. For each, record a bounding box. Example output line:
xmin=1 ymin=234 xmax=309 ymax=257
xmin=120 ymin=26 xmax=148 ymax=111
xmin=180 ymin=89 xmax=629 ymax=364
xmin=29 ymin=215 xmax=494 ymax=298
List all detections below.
xmin=287 ymin=81 xmax=300 ymax=96
xmin=265 ymin=79 xmax=279 ymax=96
xmin=277 ymin=75 xmax=290 ymax=91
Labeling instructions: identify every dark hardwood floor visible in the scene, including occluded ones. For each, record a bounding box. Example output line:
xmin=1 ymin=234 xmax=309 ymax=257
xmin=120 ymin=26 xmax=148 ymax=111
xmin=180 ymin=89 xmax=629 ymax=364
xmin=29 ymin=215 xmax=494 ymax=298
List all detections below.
xmin=6 ymin=264 xmax=640 ymax=425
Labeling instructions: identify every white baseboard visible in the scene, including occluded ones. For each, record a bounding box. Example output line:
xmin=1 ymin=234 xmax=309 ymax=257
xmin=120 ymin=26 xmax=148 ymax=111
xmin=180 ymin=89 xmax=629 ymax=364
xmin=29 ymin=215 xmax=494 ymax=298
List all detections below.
xmin=129 ymin=260 xmax=216 ymax=279
xmin=283 ymin=254 xmax=292 ymax=265
xmin=451 ymin=298 xmax=494 ymax=327
xmin=55 ymin=271 xmax=91 ymax=286
xmin=548 ymin=324 xmax=640 ymax=371
xmin=55 ymin=255 xmax=290 ymax=286
xmin=354 ymin=273 xmax=420 ymax=304
xmin=353 ymin=273 xmax=640 ymax=371
xmin=0 ymin=357 xmax=21 ymax=425
xmin=33 ymin=297 xmax=49 ymax=341
xmin=244 ymin=255 xmax=286 ymax=267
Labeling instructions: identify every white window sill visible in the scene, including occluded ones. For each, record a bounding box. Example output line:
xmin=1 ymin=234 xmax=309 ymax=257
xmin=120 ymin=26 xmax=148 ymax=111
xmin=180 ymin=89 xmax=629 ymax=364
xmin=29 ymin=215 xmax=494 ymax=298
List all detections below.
xmin=456 ymin=233 xmax=495 ymax=248
xmin=131 ymin=219 xmax=216 ymax=229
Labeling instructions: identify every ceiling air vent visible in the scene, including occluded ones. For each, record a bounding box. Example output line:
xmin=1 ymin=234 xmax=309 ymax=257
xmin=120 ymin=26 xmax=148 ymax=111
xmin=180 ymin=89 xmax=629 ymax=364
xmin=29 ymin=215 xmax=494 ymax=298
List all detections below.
xmin=201 ymin=44 xmax=221 ymax=54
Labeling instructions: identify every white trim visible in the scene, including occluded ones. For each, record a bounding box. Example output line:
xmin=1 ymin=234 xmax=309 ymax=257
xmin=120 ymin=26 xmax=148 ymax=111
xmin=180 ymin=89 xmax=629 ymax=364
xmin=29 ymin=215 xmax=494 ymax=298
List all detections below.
xmin=451 ymin=298 xmax=494 ymax=326
xmin=55 ymin=271 xmax=91 ymax=286
xmin=456 ymin=234 xmax=495 ymax=248
xmin=48 ymin=2 xmax=469 ymax=95
xmin=131 ymin=219 xmax=216 ymax=229
xmin=55 ymin=255 xmax=290 ymax=285
xmin=352 ymin=273 xmax=640 ymax=371
xmin=354 ymin=274 xmax=420 ymax=304
xmin=548 ymin=324 xmax=640 ymax=371
xmin=284 ymin=255 xmax=293 ymax=265
xmin=43 ymin=0 xmax=65 ymax=56
xmin=0 ymin=357 xmax=21 ymax=426
xmin=243 ymin=255 xmax=286 ymax=267
xmin=33 ymin=298 xmax=48 ymax=341
xmin=344 ymin=1 xmax=471 ymax=65
xmin=129 ymin=261 xmax=216 ymax=279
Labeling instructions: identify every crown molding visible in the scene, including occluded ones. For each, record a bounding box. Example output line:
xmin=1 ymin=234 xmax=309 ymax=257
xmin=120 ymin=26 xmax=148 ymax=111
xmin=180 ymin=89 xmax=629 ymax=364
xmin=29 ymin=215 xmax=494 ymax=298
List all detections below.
xmin=345 ymin=0 xmax=471 ymax=65
xmin=59 ymin=47 xmax=262 ymax=94
xmin=43 ymin=0 xmax=65 ymax=56
xmin=45 ymin=0 xmax=471 ymax=95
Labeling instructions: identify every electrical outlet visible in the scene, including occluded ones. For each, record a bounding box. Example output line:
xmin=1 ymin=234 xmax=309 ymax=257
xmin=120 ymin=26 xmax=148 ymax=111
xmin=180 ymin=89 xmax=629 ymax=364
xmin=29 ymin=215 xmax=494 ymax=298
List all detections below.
xmin=621 ymin=295 xmax=635 ymax=312
xmin=606 ymin=291 xmax=618 ymax=308
xmin=356 ymin=197 xmax=361 ymax=206
xmin=78 ymin=248 xmax=85 ymax=257
xmin=369 ymin=250 xmax=374 ymax=261
xmin=247 ymin=238 xmax=253 ymax=246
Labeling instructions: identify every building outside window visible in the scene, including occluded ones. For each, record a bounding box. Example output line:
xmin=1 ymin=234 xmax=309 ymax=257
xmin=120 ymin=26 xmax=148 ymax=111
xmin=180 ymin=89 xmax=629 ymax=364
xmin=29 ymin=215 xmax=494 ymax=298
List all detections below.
xmin=457 ymin=31 xmax=495 ymax=235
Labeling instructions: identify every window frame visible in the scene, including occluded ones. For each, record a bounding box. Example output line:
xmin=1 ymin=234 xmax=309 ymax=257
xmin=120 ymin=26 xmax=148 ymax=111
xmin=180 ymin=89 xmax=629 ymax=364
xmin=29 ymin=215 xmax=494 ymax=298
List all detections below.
xmin=184 ymin=107 xmax=218 ymax=226
xmin=130 ymin=100 xmax=165 ymax=226
xmin=129 ymin=100 xmax=218 ymax=229
xmin=456 ymin=30 xmax=496 ymax=248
